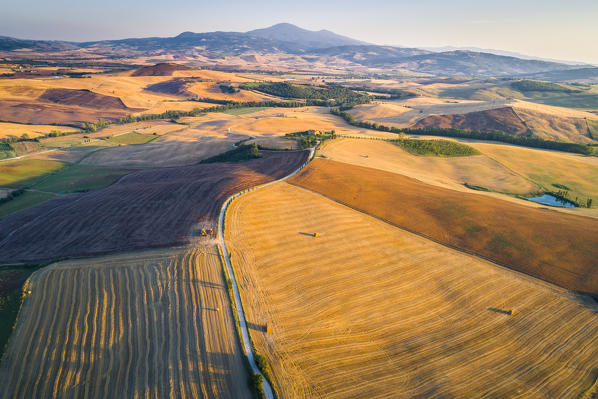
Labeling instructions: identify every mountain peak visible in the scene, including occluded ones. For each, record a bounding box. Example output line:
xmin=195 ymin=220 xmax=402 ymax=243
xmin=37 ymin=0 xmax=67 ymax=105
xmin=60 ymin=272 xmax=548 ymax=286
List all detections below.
xmin=247 ymin=23 xmax=367 ymax=49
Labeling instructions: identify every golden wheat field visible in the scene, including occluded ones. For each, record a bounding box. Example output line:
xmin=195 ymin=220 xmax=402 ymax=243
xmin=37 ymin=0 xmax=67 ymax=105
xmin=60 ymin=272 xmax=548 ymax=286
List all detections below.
xmin=0 ymin=247 xmax=251 ymax=399
xmin=225 ymin=182 xmax=598 ymax=398
xmin=318 ymin=138 xmax=538 ymax=194
xmin=0 ymin=122 xmax=80 ymax=139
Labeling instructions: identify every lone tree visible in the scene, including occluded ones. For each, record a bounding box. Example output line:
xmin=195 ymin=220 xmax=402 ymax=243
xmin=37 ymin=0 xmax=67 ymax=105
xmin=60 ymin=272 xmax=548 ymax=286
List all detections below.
xmin=250 ymin=143 xmax=260 ymax=158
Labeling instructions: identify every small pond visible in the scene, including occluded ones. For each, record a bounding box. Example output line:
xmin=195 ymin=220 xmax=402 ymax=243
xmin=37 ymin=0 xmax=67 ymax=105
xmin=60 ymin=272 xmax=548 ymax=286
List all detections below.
xmin=525 ymin=194 xmax=577 ymax=208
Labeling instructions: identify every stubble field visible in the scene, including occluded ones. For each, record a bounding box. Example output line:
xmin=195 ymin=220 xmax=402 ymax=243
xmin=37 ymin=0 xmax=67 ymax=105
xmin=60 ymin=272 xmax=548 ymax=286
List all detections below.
xmin=225 ymin=182 xmax=598 ymax=398
xmin=0 ymin=247 xmax=252 ymax=399
xmin=289 ymin=159 xmax=598 ymax=294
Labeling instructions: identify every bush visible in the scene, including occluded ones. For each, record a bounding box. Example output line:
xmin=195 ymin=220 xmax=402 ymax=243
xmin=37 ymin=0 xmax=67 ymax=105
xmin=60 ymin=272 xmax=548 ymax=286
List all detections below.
xmin=250 ymin=373 xmax=265 ymax=399
xmin=254 ymin=353 xmax=271 ymax=377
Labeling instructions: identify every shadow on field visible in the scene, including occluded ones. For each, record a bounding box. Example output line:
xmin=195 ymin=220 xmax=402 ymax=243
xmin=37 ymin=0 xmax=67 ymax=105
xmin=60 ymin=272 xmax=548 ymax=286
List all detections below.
xmin=246 ymin=322 xmax=268 ymax=332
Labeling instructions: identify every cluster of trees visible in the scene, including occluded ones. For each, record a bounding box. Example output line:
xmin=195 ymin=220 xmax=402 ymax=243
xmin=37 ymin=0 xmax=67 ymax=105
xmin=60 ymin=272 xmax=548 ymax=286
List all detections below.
xmin=240 ymin=82 xmax=370 ymax=106
xmin=0 ymin=136 xmax=23 ymax=144
xmin=46 ymin=130 xmax=67 ymax=137
xmin=0 ymin=188 xmax=26 ymax=206
xmin=391 ymin=138 xmax=480 ymax=157
xmin=550 ymin=188 xmax=593 ymax=208
xmin=82 ymin=118 xmax=110 ymax=133
xmin=200 ymin=143 xmax=262 ymax=163
xmin=511 ymin=80 xmax=583 ymax=93
xmin=330 ymin=108 xmax=595 ymax=156
xmin=0 ymin=130 xmax=68 ymax=145
xmin=218 ymin=84 xmax=238 ymax=94
xmin=340 ymin=85 xmax=416 ymax=100
xmin=0 ymin=142 xmax=15 ymax=159
xmin=285 ymin=130 xmax=337 ymax=149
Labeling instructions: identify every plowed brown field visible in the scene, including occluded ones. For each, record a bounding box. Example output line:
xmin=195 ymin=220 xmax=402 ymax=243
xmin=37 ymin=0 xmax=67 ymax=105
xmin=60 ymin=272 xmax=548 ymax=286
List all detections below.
xmin=0 ymin=151 xmax=308 ymax=264
xmin=289 ymin=159 xmax=598 ymax=295
xmin=0 ymin=247 xmax=252 ymax=399
xmin=225 ymin=182 xmax=598 ymax=398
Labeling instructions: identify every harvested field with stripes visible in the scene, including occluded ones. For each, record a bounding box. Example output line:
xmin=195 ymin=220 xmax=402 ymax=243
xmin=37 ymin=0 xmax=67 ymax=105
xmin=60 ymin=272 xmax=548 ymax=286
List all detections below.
xmin=289 ymin=159 xmax=598 ymax=295
xmin=0 ymin=247 xmax=252 ymax=399
xmin=0 ymin=151 xmax=308 ymax=264
xmin=225 ymin=182 xmax=598 ymax=398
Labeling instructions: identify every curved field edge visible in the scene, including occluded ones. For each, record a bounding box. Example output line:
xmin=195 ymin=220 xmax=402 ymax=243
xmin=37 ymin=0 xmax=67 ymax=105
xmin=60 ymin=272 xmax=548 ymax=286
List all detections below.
xmin=289 ymin=159 xmax=598 ymax=295
xmin=225 ymin=182 xmax=598 ymax=398
xmin=317 ymin=138 xmax=539 ymax=195
xmin=0 ymin=247 xmax=253 ymax=399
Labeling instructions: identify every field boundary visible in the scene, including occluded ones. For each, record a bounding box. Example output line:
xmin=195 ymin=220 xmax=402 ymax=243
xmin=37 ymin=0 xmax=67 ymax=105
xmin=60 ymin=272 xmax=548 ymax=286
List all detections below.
xmin=217 ymin=147 xmax=314 ymax=399
xmin=286 ymin=178 xmax=596 ymax=302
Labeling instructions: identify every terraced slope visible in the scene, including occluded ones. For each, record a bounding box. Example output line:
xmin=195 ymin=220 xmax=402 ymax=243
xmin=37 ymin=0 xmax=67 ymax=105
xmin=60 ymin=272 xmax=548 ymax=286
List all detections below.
xmin=0 ymin=247 xmax=251 ymax=399
xmin=289 ymin=159 xmax=598 ymax=294
xmin=0 ymin=151 xmax=308 ymax=264
xmin=225 ymin=182 xmax=598 ymax=398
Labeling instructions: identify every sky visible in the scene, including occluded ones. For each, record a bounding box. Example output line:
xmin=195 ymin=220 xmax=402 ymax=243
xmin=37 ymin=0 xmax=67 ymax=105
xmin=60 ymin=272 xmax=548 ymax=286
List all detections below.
xmin=2 ymin=0 xmax=598 ymax=64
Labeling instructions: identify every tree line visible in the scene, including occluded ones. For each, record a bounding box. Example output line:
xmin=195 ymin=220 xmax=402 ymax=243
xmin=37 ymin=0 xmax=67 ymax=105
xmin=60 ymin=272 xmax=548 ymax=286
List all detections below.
xmin=330 ymin=107 xmax=595 ymax=156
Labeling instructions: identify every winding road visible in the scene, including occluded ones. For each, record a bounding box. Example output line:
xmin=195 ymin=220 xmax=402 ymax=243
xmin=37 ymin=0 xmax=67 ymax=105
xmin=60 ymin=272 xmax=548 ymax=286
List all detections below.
xmin=217 ymin=147 xmax=314 ymax=399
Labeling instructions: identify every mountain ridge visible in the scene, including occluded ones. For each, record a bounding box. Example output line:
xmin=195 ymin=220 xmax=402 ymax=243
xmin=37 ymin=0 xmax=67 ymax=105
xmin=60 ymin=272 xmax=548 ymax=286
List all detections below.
xmin=0 ymin=23 xmax=585 ymax=78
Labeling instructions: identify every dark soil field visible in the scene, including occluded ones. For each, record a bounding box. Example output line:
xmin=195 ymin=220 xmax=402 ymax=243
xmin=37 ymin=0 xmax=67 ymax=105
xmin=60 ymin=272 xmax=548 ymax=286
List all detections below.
xmin=145 ymin=78 xmax=193 ymax=97
xmin=0 ymin=99 xmax=130 ymax=125
xmin=131 ymin=63 xmax=192 ymax=76
xmin=39 ymin=88 xmax=129 ymax=109
xmin=290 ymin=159 xmax=598 ymax=295
xmin=413 ymin=107 xmax=529 ymax=135
xmin=0 ymin=150 xmax=308 ymax=264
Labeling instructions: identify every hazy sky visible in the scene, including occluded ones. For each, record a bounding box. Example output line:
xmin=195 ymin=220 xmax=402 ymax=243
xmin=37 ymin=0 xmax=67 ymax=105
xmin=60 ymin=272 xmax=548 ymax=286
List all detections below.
xmin=3 ymin=0 xmax=598 ymax=64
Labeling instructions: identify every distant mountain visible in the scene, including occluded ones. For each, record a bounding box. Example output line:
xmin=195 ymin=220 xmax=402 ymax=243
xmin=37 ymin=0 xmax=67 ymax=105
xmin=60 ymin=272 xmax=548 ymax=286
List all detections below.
xmin=81 ymin=31 xmax=306 ymax=55
xmin=247 ymin=23 xmax=367 ymax=49
xmin=0 ymin=36 xmax=76 ymax=52
xmin=395 ymin=51 xmax=578 ymax=77
xmin=310 ymin=45 xmax=430 ymax=64
xmin=520 ymin=67 xmax=598 ymax=83
xmin=423 ymin=46 xmax=592 ymax=66
xmin=0 ymin=24 xmax=583 ymax=78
